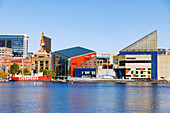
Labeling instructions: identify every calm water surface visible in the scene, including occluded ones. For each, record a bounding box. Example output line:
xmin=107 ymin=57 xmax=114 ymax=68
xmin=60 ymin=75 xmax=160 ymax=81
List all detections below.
xmin=0 ymin=82 xmax=170 ymax=113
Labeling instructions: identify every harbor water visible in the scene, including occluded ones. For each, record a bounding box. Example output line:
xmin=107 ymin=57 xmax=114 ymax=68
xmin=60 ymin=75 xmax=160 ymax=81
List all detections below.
xmin=0 ymin=82 xmax=170 ymax=112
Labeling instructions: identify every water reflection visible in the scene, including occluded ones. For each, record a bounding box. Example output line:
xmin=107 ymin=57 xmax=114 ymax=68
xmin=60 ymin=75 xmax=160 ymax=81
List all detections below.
xmin=0 ymin=82 xmax=170 ymax=112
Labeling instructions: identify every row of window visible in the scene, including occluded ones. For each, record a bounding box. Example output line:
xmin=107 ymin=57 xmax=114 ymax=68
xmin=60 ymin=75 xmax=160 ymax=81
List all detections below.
xmin=119 ymin=60 xmax=151 ymax=66
xmin=126 ymin=75 xmax=148 ymax=77
xmin=131 ymin=71 xmax=151 ymax=74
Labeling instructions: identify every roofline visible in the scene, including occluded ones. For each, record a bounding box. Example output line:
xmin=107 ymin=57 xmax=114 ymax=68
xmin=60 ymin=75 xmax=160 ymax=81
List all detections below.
xmin=0 ymin=34 xmax=29 ymax=38
xmin=120 ymin=30 xmax=157 ymax=52
xmin=70 ymin=52 xmax=96 ymax=59
xmin=53 ymin=46 xmax=95 ymax=53
xmin=53 ymin=52 xmax=70 ymax=58
xmin=76 ymin=56 xmax=96 ymax=68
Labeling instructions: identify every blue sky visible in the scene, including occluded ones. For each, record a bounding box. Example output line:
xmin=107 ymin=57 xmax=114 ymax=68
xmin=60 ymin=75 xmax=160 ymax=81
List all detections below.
xmin=0 ymin=0 xmax=170 ymax=54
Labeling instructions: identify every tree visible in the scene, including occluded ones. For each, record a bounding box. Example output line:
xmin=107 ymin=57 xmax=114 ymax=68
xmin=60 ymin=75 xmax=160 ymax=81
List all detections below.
xmin=19 ymin=68 xmax=31 ymax=76
xmin=0 ymin=69 xmax=8 ymax=79
xmin=9 ymin=63 xmax=19 ymax=75
xmin=33 ymin=68 xmax=38 ymax=74
xmin=39 ymin=69 xmax=56 ymax=78
xmin=23 ymin=68 xmax=31 ymax=75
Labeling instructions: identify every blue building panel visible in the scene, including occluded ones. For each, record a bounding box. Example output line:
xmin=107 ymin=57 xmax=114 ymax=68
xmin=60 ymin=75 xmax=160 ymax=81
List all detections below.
xmin=74 ymin=68 xmax=96 ymax=77
xmin=119 ymin=51 xmax=157 ymax=80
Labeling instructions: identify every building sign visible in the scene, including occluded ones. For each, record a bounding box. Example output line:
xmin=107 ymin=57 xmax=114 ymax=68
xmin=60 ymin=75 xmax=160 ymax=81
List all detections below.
xmin=82 ymin=71 xmax=96 ymax=75
xmin=40 ymin=40 xmax=45 ymax=47
xmin=11 ymin=58 xmax=22 ymax=62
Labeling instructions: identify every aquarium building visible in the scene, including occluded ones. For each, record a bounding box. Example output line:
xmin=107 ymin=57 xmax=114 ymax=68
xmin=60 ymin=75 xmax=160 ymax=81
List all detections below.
xmin=53 ymin=46 xmax=97 ymax=77
xmin=113 ymin=30 xmax=157 ymax=80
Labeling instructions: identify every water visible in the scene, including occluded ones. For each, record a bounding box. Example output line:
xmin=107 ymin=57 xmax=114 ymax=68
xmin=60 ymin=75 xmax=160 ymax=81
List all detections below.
xmin=0 ymin=82 xmax=170 ymax=113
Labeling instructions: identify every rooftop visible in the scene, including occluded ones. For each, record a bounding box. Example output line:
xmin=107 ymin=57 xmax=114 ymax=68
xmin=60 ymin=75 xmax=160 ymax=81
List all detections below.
xmin=54 ymin=46 xmax=95 ymax=58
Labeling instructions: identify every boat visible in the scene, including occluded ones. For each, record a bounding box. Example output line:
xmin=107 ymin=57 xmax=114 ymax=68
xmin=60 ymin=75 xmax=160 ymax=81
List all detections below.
xmin=10 ymin=74 xmax=52 ymax=81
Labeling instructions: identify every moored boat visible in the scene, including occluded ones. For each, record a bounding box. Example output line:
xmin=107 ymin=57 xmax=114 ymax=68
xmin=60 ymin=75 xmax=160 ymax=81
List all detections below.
xmin=10 ymin=74 xmax=52 ymax=81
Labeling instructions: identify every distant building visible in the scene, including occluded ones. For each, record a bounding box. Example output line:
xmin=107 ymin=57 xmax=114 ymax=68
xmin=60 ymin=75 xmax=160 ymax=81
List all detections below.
xmin=43 ymin=36 xmax=51 ymax=53
xmin=0 ymin=47 xmax=13 ymax=58
xmin=53 ymin=46 xmax=97 ymax=78
xmin=0 ymin=34 xmax=28 ymax=57
xmin=27 ymin=52 xmax=34 ymax=58
xmin=113 ymin=30 xmax=157 ymax=80
xmin=0 ymin=57 xmax=32 ymax=72
xmin=157 ymin=48 xmax=170 ymax=56
xmin=31 ymin=47 xmax=53 ymax=71
xmin=31 ymin=33 xmax=53 ymax=71
xmin=97 ymin=54 xmax=118 ymax=78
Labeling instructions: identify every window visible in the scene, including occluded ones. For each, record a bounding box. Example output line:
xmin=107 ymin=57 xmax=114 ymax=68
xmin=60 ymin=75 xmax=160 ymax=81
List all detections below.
xmin=40 ymin=61 xmax=44 ymax=69
xmin=35 ymin=61 xmax=38 ymax=69
xmin=45 ymin=61 xmax=48 ymax=70
xmin=141 ymin=71 xmax=143 ymax=74
xmin=136 ymin=71 xmax=138 ymax=74
xmin=148 ymin=71 xmax=151 ymax=74
xmin=131 ymin=71 xmax=133 ymax=74
xmin=119 ymin=60 xmax=151 ymax=65
xmin=119 ymin=61 xmax=125 ymax=66
xmin=92 ymin=71 xmax=96 ymax=75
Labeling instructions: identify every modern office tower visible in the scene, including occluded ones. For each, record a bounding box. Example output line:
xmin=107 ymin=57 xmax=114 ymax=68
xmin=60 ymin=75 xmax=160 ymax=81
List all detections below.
xmin=0 ymin=34 xmax=28 ymax=57
xmin=43 ymin=35 xmax=51 ymax=53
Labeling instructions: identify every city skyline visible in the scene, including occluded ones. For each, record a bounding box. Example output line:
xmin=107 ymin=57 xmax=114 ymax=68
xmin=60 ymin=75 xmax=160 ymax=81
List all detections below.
xmin=0 ymin=0 xmax=170 ymax=54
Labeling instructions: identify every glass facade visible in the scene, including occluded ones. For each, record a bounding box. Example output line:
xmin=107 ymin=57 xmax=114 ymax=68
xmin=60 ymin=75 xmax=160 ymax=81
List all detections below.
xmin=0 ymin=35 xmax=28 ymax=57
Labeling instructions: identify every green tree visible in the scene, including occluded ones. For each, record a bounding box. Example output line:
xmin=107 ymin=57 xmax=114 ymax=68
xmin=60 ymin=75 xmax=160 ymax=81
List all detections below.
xmin=33 ymin=68 xmax=38 ymax=74
xmin=19 ymin=68 xmax=31 ymax=75
xmin=39 ymin=69 xmax=56 ymax=78
xmin=10 ymin=63 xmax=19 ymax=75
xmin=23 ymin=68 xmax=31 ymax=75
xmin=18 ymin=69 xmax=22 ymax=75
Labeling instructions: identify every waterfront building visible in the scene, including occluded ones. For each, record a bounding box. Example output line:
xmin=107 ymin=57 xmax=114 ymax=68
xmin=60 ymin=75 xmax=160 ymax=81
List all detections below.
xmin=0 ymin=34 xmax=28 ymax=57
xmin=157 ymin=48 xmax=170 ymax=80
xmin=31 ymin=47 xmax=53 ymax=71
xmin=113 ymin=30 xmax=157 ymax=80
xmin=0 ymin=47 xmax=13 ymax=71
xmin=97 ymin=54 xmax=118 ymax=78
xmin=0 ymin=57 xmax=32 ymax=72
xmin=53 ymin=46 xmax=96 ymax=77
xmin=31 ymin=33 xmax=53 ymax=71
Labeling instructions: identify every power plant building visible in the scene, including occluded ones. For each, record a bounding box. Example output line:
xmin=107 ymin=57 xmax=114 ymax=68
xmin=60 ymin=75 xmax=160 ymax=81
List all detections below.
xmin=43 ymin=36 xmax=51 ymax=53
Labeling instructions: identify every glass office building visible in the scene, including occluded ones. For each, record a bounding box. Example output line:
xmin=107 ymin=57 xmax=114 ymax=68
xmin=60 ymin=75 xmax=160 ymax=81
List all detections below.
xmin=0 ymin=34 xmax=28 ymax=57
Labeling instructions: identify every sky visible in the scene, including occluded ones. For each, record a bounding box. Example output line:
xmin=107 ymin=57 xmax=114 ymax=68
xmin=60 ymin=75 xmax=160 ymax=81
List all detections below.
xmin=0 ymin=0 xmax=170 ymax=54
